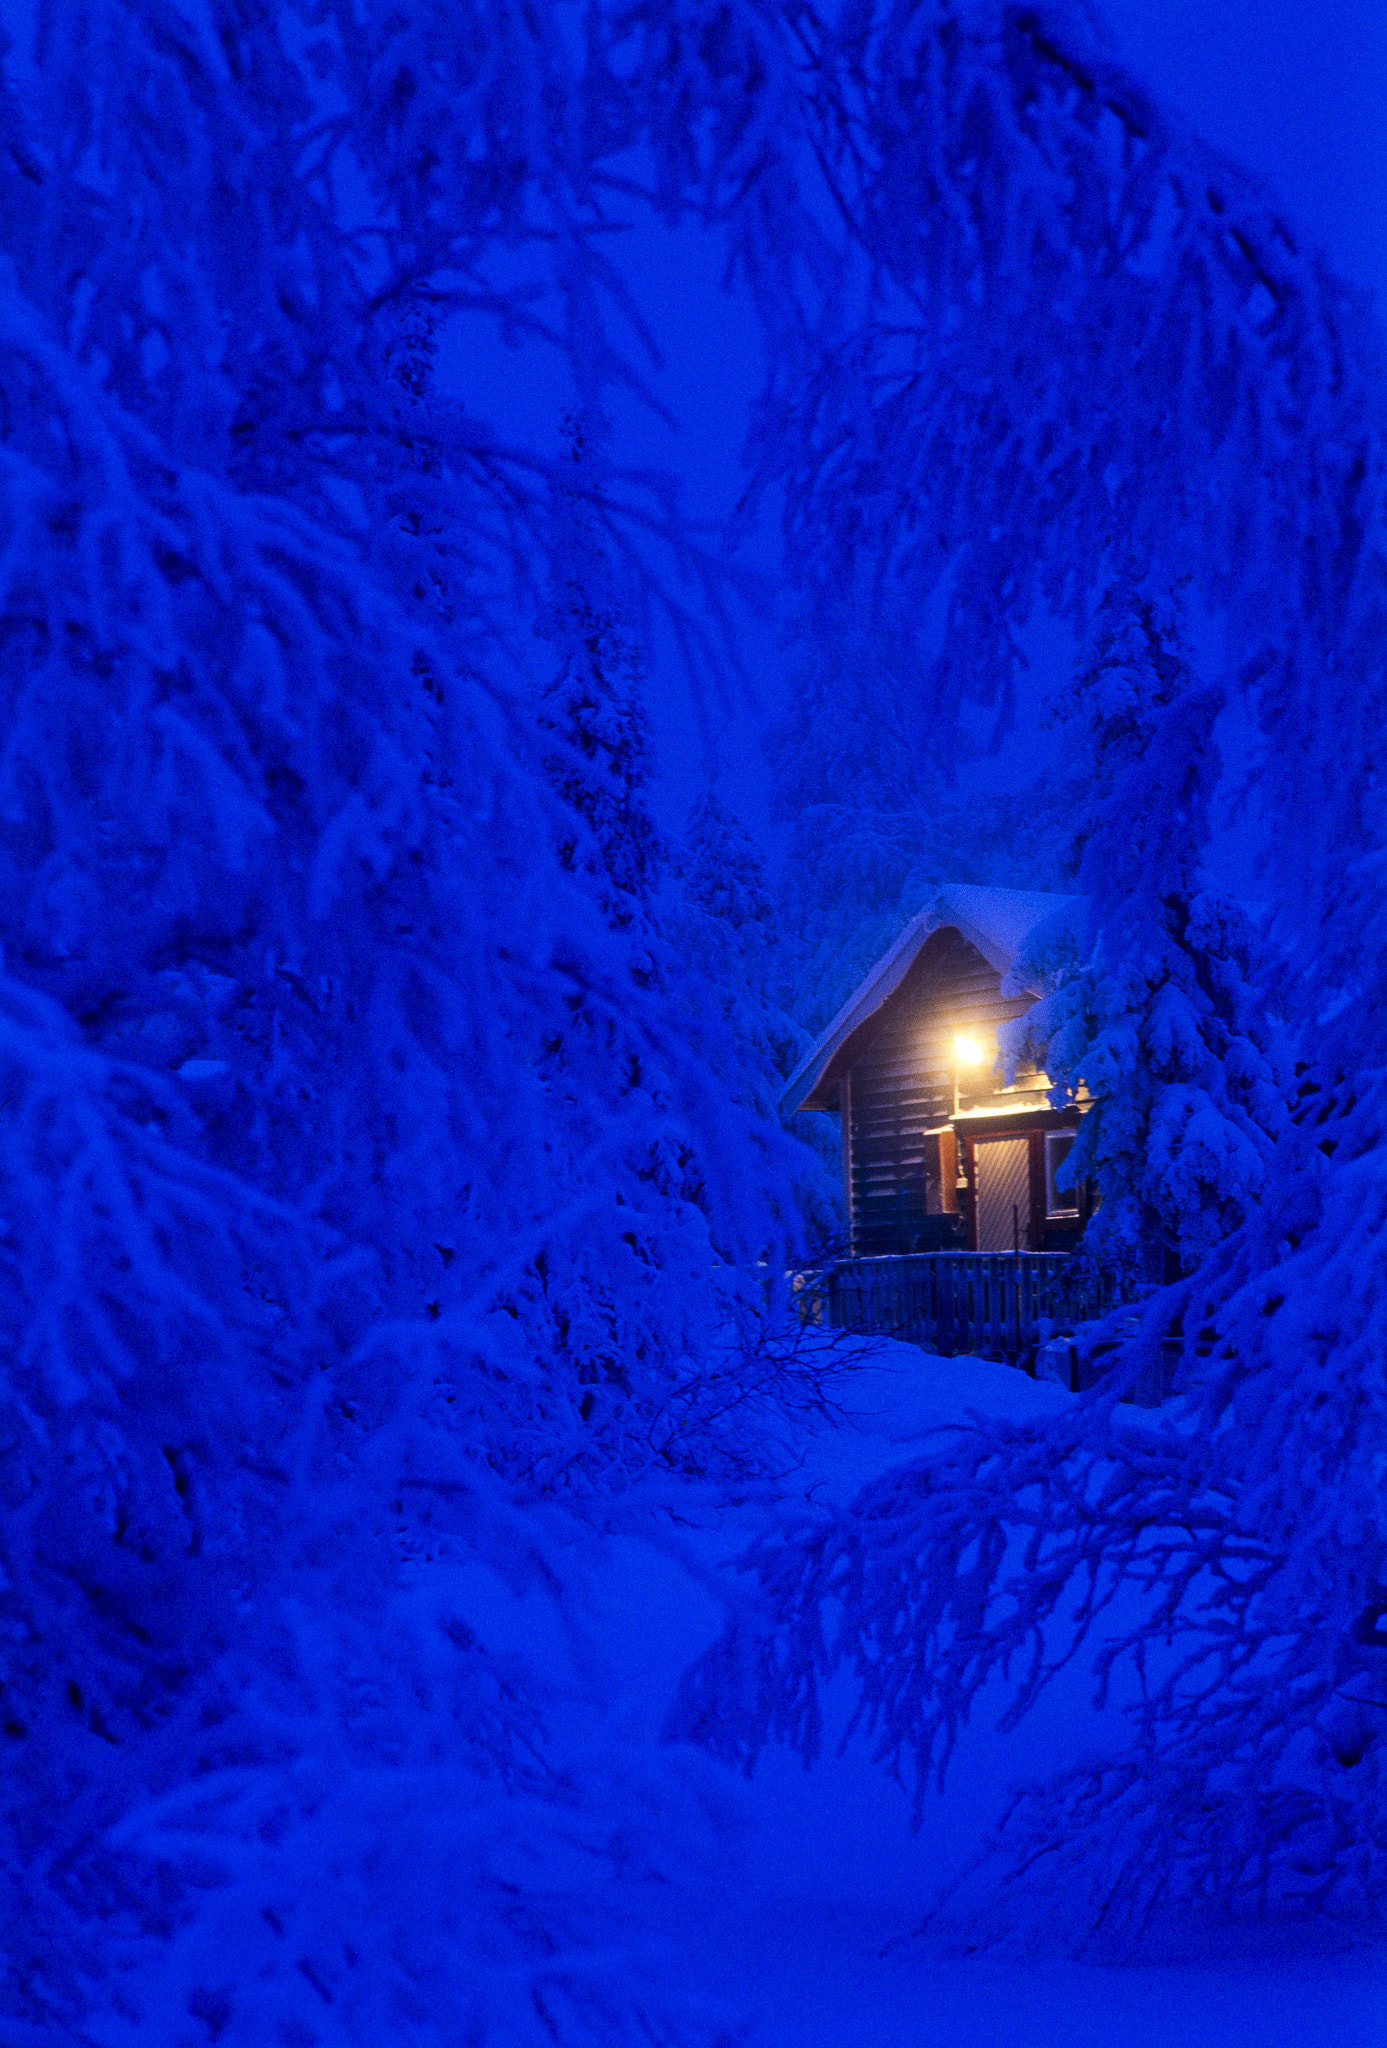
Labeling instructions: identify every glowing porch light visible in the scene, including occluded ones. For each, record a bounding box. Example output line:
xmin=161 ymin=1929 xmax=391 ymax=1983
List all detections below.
xmin=952 ymin=1032 xmax=988 ymax=1118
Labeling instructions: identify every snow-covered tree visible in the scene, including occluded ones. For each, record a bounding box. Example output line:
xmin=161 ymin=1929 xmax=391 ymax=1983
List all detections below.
xmin=0 ymin=8 xmax=805 ymax=2041
xmin=767 ymin=596 xmax=1061 ymax=1033
xmin=662 ymin=2 xmax=1387 ymax=1955
xmin=6 ymin=0 xmax=1387 ymax=2011
xmin=666 ymin=786 xmax=841 ymax=1235
xmin=537 ymin=410 xmax=664 ymax=928
xmin=1001 ymin=576 xmax=1292 ymax=1278
xmin=767 ymin=600 xmax=943 ymax=1028
xmin=522 ymin=422 xmax=810 ymax=1488
xmin=672 ymin=789 xmax=789 ymax=1095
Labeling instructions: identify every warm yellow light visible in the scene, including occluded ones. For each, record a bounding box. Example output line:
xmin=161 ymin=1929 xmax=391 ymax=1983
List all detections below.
xmin=953 ymin=1034 xmax=986 ymax=1066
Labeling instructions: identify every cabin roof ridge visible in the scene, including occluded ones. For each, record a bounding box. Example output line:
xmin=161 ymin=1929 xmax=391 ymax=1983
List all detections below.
xmin=779 ymin=881 xmax=1083 ymax=1119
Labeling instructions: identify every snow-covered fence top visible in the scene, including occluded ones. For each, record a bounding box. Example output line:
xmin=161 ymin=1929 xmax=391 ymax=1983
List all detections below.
xmin=805 ymin=1251 xmax=1125 ymax=1364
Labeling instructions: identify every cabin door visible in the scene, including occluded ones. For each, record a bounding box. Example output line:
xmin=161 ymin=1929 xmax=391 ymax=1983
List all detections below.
xmin=973 ymin=1137 xmax=1031 ymax=1252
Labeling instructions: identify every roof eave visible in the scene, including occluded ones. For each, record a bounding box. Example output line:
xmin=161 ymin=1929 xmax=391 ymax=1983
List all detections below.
xmin=778 ymin=885 xmax=1082 ymax=1119
xmin=778 ymin=905 xmax=941 ymax=1118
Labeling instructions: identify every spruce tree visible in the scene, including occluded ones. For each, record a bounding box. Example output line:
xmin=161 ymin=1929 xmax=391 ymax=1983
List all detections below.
xmin=536 ymin=410 xmax=663 ymax=930
xmin=766 ymin=596 xmax=1059 ymax=1036
xmin=1004 ymin=576 xmax=1291 ymax=1277
xmin=668 ymin=786 xmax=841 ymax=1236
xmin=674 ymin=787 xmax=791 ymax=1108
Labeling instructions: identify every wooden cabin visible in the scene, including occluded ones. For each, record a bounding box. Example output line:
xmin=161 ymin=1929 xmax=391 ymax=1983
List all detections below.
xmin=781 ymin=885 xmax=1091 ymax=1256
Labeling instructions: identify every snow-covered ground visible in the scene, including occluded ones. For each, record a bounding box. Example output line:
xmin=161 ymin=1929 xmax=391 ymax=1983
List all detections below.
xmin=578 ymin=1343 xmax=1387 ymax=2045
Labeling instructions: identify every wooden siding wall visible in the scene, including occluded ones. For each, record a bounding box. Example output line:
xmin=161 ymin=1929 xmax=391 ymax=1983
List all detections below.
xmin=848 ymin=929 xmax=1045 ymax=1253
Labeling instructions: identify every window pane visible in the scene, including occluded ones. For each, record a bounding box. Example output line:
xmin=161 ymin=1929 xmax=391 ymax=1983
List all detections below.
xmin=1045 ymin=1131 xmax=1079 ymax=1217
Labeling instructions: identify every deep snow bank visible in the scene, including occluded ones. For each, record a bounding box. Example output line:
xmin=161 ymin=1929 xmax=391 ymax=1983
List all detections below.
xmin=588 ymin=1339 xmax=1387 ymax=2044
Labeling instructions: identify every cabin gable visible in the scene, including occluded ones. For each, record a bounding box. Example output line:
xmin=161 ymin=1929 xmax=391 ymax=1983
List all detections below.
xmin=782 ymin=884 xmax=1089 ymax=1258
xmin=847 ymin=925 xmax=1057 ymax=1252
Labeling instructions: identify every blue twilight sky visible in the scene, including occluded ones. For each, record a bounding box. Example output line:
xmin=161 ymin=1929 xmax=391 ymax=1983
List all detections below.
xmin=438 ymin=1 xmax=1387 ymax=860
xmin=1103 ymin=0 xmax=1387 ymax=323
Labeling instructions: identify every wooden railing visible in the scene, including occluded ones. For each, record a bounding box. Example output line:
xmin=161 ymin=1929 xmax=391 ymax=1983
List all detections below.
xmin=800 ymin=1251 xmax=1119 ymax=1360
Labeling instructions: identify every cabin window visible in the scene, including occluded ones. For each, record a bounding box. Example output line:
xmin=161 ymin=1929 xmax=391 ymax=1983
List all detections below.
xmin=1045 ymin=1131 xmax=1079 ymax=1217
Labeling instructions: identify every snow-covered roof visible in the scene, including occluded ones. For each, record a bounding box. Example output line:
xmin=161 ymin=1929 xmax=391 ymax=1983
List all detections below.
xmin=780 ymin=883 xmax=1083 ymax=1117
